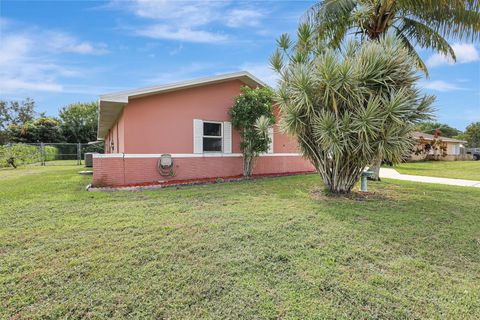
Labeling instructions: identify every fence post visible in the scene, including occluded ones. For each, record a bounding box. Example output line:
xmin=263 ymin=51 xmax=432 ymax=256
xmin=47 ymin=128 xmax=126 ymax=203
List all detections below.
xmin=40 ymin=142 xmax=45 ymax=166
xmin=7 ymin=143 xmax=12 ymax=161
xmin=77 ymin=143 xmax=81 ymax=165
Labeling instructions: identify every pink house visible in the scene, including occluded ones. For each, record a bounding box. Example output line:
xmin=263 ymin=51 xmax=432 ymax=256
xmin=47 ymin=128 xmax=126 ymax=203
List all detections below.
xmin=93 ymin=72 xmax=315 ymax=187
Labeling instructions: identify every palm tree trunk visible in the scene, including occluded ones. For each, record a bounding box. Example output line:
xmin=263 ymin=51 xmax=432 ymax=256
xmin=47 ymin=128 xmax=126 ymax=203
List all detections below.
xmin=318 ymin=160 xmax=363 ymax=193
xmin=368 ymin=157 xmax=382 ymax=181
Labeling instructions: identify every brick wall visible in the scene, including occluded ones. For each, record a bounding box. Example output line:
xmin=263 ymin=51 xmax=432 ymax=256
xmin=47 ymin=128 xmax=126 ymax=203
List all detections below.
xmin=92 ymin=155 xmax=315 ymax=187
xmin=92 ymin=157 xmax=125 ymax=186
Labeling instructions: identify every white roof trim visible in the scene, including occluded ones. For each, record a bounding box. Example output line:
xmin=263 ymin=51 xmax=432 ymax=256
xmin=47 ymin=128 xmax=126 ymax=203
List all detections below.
xmin=93 ymin=153 xmax=302 ymax=159
xmin=97 ymin=71 xmax=265 ymax=139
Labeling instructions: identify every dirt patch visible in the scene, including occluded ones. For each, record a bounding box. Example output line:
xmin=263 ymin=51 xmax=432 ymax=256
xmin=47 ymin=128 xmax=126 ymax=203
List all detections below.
xmin=309 ymin=186 xmax=401 ymax=202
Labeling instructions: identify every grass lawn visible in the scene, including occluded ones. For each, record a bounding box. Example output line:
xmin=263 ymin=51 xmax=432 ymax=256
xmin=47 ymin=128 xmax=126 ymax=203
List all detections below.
xmin=394 ymin=160 xmax=480 ymax=180
xmin=1 ymin=166 xmax=479 ymax=319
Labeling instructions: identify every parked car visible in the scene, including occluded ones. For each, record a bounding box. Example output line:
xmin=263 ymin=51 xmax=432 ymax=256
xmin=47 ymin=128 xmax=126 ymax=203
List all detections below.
xmin=467 ymin=148 xmax=480 ymax=160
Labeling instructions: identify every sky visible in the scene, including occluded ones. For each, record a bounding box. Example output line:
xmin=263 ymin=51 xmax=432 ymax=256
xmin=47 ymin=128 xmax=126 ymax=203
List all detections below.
xmin=1 ymin=0 xmax=479 ymax=130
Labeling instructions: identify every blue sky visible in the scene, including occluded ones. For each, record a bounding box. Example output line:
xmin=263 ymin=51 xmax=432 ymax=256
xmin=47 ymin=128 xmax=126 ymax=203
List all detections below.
xmin=1 ymin=0 xmax=479 ymax=130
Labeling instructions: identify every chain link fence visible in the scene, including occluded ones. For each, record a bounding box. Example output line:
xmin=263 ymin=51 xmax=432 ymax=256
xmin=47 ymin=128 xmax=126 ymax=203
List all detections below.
xmin=0 ymin=142 xmax=104 ymax=168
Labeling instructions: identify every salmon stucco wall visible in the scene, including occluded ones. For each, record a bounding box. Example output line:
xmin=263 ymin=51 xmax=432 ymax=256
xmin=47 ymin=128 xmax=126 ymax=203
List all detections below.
xmin=92 ymin=155 xmax=315 ymax=187
xmin=121 ymin=80 xmax=244 ymax=154
xmin=107 ymin=79 xmax=300 ymax=154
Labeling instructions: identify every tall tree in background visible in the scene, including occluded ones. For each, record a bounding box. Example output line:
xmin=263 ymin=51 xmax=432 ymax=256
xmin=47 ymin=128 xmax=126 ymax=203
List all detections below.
xmin=0 ymin=101 xmax=8 ymax=144
xmin=457 ymin=122 xmax=480 ymax=147
xmin=415 ymin=122 xmax=462 ymax=138
xmin=306 ymin=0 xmax=480 ymax=179
xmin=0 ymin=99 xmax=36 ymax=144
xmin=7 ymin=117 xmax=63 ymax=143
xmin=59 ymin=102 xmax=98 ymax=143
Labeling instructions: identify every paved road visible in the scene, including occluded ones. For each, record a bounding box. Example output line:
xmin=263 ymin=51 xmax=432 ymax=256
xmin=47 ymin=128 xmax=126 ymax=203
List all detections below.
xmin=379 ymin=168 xmax=480 ymax=188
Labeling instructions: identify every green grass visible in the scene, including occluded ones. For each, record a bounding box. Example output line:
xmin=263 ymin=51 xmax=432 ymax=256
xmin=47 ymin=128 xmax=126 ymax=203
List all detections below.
xmin=1 ymin=166 xmax=479 ymax=319
xmin=394 ymin=161 xmax=480 ymax=180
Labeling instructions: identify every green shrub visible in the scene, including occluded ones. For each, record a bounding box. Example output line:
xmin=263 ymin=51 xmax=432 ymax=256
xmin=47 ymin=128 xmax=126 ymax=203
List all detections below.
xmin=0 ymin=144 xmax=59 ymax=167
xmin=0 ymin=144 xmax=40 ymax=167
xmin=43 ymin=146 xmax=58 ymax=161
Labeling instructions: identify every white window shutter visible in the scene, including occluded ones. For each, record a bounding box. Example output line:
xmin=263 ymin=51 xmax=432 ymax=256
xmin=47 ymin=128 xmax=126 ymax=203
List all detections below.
xmin=193 ymin=119 xmax=203 ymax=153
xmin=268 ymin=126 xmax=274 ymax=154
xmin=223 ymin=121 xmax=232 ymax=153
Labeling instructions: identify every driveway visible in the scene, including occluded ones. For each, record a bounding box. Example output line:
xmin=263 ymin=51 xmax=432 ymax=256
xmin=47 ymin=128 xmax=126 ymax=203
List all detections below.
xmin=380 ymin=168 xmax=480 ymax=188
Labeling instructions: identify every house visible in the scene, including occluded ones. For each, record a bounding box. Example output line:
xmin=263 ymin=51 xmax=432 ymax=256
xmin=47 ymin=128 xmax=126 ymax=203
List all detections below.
xmin=93 ymin=72 xmax=315 ymax=187
xmin=410 ymin=131 xmax=468 ymax=161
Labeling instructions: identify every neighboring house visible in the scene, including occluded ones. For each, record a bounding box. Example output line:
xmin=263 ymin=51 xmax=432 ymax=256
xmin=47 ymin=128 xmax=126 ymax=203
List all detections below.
xmin=93 ymin=72 xmax=314 ymax=187
xmin=410 ymin=131 xmax=468 ymax=161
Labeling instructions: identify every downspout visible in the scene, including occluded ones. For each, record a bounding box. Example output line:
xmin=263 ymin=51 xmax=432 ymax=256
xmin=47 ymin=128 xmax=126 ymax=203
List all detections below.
xmin=116 ymin=122 xmax=119 ymax=153
xmin=123 ymin=152 xmax=126 ymax=186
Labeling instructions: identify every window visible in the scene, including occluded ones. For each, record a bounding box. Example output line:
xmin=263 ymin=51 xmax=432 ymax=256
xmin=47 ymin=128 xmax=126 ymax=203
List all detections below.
xmin=452 ymin=144 xmax=459 ymax=155
xmin=203 ymin=122 xmax=222 ymax=152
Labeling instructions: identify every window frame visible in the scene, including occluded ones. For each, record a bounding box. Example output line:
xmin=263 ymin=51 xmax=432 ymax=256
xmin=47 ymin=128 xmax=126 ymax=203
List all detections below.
xmin=452 ymin=143 xmax=459 ymax=155
xmin=202 ymin=121 xmax=223 ymax=153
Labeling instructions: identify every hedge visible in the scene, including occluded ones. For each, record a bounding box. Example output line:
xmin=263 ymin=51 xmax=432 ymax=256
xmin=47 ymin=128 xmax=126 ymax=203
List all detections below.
xmin=0 ymin=144 xmax=58 ymax=168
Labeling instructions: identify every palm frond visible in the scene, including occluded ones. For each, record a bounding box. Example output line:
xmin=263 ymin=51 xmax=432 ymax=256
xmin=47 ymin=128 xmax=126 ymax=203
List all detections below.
xmin=305 ymin=0 xmax=358 ymax=49
xmin=395 ymin=29 xmax=429 ymax=76
xmin=397 ymin=0 xmax=480 ymax=42
xmin=398 ymin=17 xmax=455 ymax=60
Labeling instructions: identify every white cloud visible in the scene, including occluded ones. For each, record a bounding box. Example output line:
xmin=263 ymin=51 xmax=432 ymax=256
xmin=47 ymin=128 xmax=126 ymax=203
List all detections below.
xmin=0 ymin=17 xmax=10 ymax=28
xmin=426 ymin=43 xmax=480 ymax=67
xmin=129 ymin=0 xmax=224 ymax=27
xmin=0 ymin=36 xmax=31 ymax=66
xmin=169 ymin=44 xmax=183 ymax=56
xmin=46 ymin=32 xmax=109 ymax=54
xmin=1 ymin=79 xmax=63 ymax=93
xmin=111 ymin=0 xmax=265 ymax=43
xmin=136 ymin=25 xmax=227 ymax=43
xmin=225 ymin=9 xmax=264 ymax=27
xmin=0 ymin=22 xmax=107 ymax=94
xmin=421 ymin=80 xmax=466 ymax=92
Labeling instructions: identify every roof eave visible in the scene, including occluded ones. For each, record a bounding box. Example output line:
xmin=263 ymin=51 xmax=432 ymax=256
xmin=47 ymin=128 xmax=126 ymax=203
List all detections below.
xmin=97 ymin=100 xmax=127 ymax=139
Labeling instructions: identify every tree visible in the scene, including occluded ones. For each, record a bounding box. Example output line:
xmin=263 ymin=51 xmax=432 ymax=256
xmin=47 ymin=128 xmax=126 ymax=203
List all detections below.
xmin=229 ymin=86 xmax=275 ymax=177
xmin=271 ymin=30 xmax=434 ymax=193
xmin=59 ymin=102 xmax=98 ymax=143
xmin=306 ymin=0 xmax=480 ymax=76
xmin=415 ymin=122 xmax=462 ymax=138
xmin=0 ymin=101 xmax=8 ymax=144
xmin=457 ymin=122 xmax=480 ymax=147
xmin=7 ymin=117 xmax=63 ymax=143
xmin=0 ymin=98 xmax=36 ymax=144
xmin=306 ymin=0 xmax=480 ymax=179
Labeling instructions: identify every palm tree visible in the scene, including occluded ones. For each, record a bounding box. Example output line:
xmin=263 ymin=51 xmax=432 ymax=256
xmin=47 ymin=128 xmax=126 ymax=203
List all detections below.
xmin=306 ymin=0 xmax=480 ymax=75
xmin=306 ymin=0 xmax=480 ymax=179
xmin=271 ymin=31 xmax=434 ymax=193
